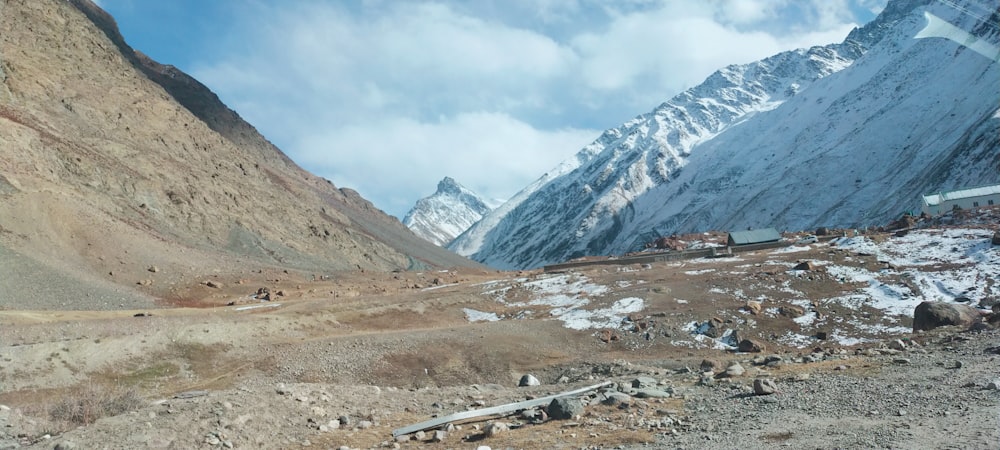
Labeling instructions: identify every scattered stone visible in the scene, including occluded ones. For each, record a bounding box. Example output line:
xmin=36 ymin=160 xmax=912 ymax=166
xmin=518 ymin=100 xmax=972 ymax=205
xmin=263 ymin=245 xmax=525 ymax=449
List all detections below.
xmin=518 ymin=374 xmax=540 ymax=387
xmin=633 ymin=388 xmax=672 ymax=398
xmin=600 ymin=392 xmax=633 ymax=406
xmin=815 ymin=331 xmax=829 ymax=340
xmin=631 ymin=377 xmax=658 ymax=389
xmin=986 ymin=379 xmax=1000 ymax=391
xmin=432 ymin=430 xmax=447 ymax=443
xmin=205 ymin=280 xmax=223 ymax=289
xmin=338 ymin=415 xmax=350 ymax=426
xmin=753 ymin=379 xmax=778 ymax=396
xmin=358 ymin=420 xmax=373 ymax=429
xmin=888 ymin=339 xmax=906 ymax=351
xmin=484 ymin=421 xmax=509 ymax=437
xmin=721 ymin=362 xmax=745 ymax=378
xmin=738 ymin=338 xmax=766 ymax=353
xmin=700 ymin=359 xmax=721 ymax=372
xmin=893 ymin=358 xmax=911 ymax=364
xmin=744 ymin=301 xmax=762 ymax=315
xmin=793 ymin=261 xmax=816 ymax=271
xmin=912 ymin=301 xmax=981 ymax=332
xmin=148 ymin=266 xmax=159 ymax=273
xmin=54 ymin=442 xmax=77 ymax=450
xmin=413 ymin=430 xmax=426 ymax=440
xmin=778 ymin=305 xmax=806 ymax=318
xmin=547 ymin=397 xmax=584 ymax=420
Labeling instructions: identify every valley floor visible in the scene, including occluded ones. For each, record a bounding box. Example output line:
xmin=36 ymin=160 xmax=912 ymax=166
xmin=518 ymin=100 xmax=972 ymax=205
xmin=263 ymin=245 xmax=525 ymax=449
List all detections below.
xmin=1 ymin=226 xmax=998 ymax=449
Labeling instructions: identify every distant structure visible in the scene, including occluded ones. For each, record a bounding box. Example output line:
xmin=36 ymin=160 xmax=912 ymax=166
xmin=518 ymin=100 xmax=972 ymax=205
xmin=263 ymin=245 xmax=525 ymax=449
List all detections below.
xmin=921 ymin=184 xmax=1000 ymax=216
xmin=727 ymin=228 xmax=781 ymax=246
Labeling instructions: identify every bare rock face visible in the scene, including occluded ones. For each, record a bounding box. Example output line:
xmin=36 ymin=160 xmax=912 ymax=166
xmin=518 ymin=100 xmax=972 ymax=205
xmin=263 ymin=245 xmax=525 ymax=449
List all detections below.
xmin=912 ymin=301 xmax=982 ymax=332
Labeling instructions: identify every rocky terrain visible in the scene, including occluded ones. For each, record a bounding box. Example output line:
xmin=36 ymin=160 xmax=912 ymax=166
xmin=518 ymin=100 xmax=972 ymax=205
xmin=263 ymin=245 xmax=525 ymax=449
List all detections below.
xmin=1 ymin=1 xmax=998 ymax=449
xmin=2 ymin=215 xmax=997 ymax=449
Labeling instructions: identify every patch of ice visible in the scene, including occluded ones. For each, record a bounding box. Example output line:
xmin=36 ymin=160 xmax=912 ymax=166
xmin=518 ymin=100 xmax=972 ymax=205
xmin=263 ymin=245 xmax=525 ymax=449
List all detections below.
xmin=421 ymin=283 xmax=459 ymax=291
xmin=772 ymin=245 xmax=812 ymax=254
xmin=556 ymin=297 xmax=645 ymax=330
xmin=684 ymin=269 xmax=715 ymax=275
xmin=463 ymin=308 xmax=501 ymax=322
xmin=676 ymin=299 xmax=689 ymax=304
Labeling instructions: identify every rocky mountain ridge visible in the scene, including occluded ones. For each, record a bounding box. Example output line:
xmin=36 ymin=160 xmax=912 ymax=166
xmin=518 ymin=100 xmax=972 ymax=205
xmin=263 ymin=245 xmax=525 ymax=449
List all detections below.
xmin=451 ymin=0 xmax=999 ymax=269
xmin=0 ymin=0 xmax=478 ymax=308
xmin=402 ymin=177 xmax=498 ymax=246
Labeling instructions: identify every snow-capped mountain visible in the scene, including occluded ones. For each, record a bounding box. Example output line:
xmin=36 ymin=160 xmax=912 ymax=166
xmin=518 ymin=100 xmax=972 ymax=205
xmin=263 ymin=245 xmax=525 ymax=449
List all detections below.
xmin=403 ymin=177 xmax=499 ymax=246
xmin=451 ymin=0 xmax=999 ymax=270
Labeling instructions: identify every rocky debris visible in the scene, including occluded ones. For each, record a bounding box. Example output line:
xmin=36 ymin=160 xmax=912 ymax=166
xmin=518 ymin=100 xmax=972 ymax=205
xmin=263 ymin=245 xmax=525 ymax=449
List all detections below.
xmin=518 ymin=374 xmax=540 ymax=387
xmin=992 ymin=231 xmax=1000 ymax=246
xmin=204 ymin=280 xmax=223 ymax=289
xmin=753 ymin=379 xmax=778 ymax=395
xmin=147 ymin=266 xmax=159 ymax=273
xmin=546 ymin=397 xmax=583 ymax=420
xmin=431 ymin=430 xmax=447 ymax=442
xmin=738 ymin=338 xmax=766 ymax=353
xmin=255 ymin=287 xmax=271 ymax=301
xmin=744 ymin=301 xmax=762 ymax=315
xmin=912 ymin=301 xmax=982 ymax=331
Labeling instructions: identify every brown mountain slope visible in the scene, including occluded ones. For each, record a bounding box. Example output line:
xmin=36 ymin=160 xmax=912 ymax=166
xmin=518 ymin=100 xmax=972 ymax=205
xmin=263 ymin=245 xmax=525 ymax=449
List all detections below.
xmin=0 ymin=0 xmax=481 ymax=309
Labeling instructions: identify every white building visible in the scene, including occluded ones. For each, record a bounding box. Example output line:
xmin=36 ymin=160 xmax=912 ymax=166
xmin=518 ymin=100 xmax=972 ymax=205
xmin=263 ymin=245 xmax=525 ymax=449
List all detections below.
xmin=921 ymin=184 xmax=1000 ymax=216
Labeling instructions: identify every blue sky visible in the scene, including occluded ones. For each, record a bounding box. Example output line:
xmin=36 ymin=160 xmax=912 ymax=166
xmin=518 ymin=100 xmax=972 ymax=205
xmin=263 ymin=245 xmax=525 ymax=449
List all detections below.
xmin=94 ymin=0 xmax=886 ymax=218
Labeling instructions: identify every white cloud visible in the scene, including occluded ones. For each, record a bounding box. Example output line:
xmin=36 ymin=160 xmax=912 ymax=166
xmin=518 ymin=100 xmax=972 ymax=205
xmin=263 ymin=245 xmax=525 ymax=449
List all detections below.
xmin=293 ymin=112 xmax=597 ymax=215
xmin=191 ymin=0 xmax=883 ymax=218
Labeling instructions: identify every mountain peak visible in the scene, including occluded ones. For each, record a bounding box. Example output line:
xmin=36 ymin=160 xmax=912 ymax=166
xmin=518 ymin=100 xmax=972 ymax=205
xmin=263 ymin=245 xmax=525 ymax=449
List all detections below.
xmin=404 ymin=178 xmax=497 ymax=246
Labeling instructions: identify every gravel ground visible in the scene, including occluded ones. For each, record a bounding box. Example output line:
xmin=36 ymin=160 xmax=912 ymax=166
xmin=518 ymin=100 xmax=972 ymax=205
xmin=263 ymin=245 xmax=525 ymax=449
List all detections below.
xmin=2 ymin=328 xmax=996 ymax=449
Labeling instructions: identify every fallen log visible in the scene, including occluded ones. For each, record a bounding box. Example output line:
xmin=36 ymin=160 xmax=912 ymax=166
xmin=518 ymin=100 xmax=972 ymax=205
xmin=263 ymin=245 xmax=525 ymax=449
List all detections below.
xmin=391 ymin=380 xmax=613 ymax=438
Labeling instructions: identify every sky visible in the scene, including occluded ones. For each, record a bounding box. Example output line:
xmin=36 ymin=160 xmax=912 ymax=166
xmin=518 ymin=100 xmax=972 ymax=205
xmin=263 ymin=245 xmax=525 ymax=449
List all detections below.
xmin=94 ymin=0 xmax=886 ymax=218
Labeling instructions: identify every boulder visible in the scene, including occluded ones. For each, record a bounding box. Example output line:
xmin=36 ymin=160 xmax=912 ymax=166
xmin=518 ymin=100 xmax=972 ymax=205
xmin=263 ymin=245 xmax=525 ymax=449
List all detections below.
xmin=699 ymin=359 xmax=721 ymax=373
xmin=744 ymin=301 xmax=762 ymax=315
xmin=633 ymin=388 xmax=672 ymax=398
xmin=912 ymin=301 xmax=982 ymax=332
xmin=793 ymin=261 xmax=816 ymax=271
xmin=753 ymin=379 xmax=778 ymax=395
xmin=778 ymin=305 xmax=806 ymax=318
xmin=600 ymin=392 xmax=633 ymax=406
xmin=546 ymin=397 xmax=584 ymax=420
xmin=631 ymin=377 xmax=657 ymax=389
xmin=484 ymin=421 xmax=508 ymax=437
xmin=518 ymin=374 xmax=540 ymax=387
xmin=720 ymin=362 xmax=745 ymax=378
xmin=738 ymin=338 xmax=766 ymax=353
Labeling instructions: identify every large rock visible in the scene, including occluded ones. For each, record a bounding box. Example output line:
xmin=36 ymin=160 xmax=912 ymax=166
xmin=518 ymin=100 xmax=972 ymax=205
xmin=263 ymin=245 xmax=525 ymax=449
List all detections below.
xmin=738 ymin=338 xmax=766 ymax=353
xmin=753 ymin=379 xmax=778 ymax=395
xmin=912 ymin=301 xmax=982 ymax=332
xmin=546 ymin=397 xmax=584 ymax=420
xmin=518 ymin=374 xmax=540 ymax=387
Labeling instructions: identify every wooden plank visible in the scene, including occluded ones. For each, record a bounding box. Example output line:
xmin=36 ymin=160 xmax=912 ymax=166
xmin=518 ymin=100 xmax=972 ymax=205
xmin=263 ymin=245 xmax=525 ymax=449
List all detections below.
xmin=391 ymin=381 xmax=613 ymax=438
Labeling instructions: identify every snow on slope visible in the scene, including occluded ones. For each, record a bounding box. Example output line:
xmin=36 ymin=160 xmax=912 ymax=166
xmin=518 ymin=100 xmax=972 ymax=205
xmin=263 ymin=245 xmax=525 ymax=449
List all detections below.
xmin=453 ymin=0 xmax=1000 ymax=270
xmin=402 ymin=177 xmax=498 ymax=246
